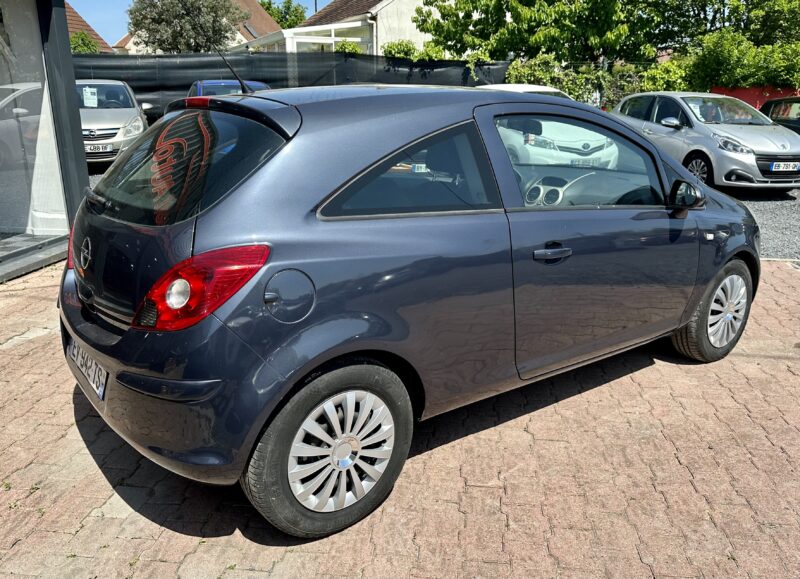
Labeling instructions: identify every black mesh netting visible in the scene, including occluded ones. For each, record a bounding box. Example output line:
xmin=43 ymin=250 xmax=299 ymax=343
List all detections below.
xmin=73 ymin=52 xmax=511 ymax=120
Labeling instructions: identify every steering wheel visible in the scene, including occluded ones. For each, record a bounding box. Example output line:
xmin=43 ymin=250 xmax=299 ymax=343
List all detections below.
xmin=103 ymin=100 xmax=124 ymax=109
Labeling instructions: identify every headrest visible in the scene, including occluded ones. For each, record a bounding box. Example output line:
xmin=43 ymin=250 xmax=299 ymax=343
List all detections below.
xmin=505 ymin=117 xmax=542 ymax=135
xmin=425 ymin=139 xmax=463 ymax=175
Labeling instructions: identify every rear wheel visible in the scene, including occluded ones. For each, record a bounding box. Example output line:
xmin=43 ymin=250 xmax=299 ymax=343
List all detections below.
xmin=241 ymin=364 xmax=413 ymax=538
xmin=672 ymin=259 xmax=752 ymax=362
xmin=684 ymin=152 xmax=714 ymax=186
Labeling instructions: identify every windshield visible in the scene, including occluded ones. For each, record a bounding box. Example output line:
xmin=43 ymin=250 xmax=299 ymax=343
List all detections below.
xmin=682 ymin=96 xmax=771 ymax=125
xmin=75 ymin=83 xmax=134 ymax=109
xmin=93 ymin=109 xmax=284 ymax=225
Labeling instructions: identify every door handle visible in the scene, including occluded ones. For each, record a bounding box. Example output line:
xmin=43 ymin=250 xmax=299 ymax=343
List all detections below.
xmin=533 ymin=247 xmax=572 ymax=261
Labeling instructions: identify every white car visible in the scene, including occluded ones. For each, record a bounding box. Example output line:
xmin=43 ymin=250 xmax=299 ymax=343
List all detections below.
xmin=0 ymin=82 xmax=41 ymax=168
xmin=479 ymin=85 xmax=618 ymax=170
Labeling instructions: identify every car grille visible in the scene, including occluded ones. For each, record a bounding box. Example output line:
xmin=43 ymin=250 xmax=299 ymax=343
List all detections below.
xmin=755 ymin=155 xmax=800 ymax=179
xmin=82 ymin=128 xmax=119 ymax=141
xmin=85 ymin=150 xmax=117 ymax=161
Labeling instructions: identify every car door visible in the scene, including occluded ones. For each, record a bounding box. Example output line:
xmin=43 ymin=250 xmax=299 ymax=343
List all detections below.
xmin=643 ymin=96 xmax=693 ymax=162
xmin=474 ymin=103 xmax=700 ymax=380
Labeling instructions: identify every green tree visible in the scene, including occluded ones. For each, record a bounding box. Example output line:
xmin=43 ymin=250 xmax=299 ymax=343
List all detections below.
xmin=335 ymin=40 xmax=362 ymax=55
xmin=128 ymin=0 xmax=248 ymax=53
xmin=413 ymin=0 xmax=644 ymax=63
xmin=259 ymin=0 xmax=306 ymax=29
xmin=69 ymin=31 xmax=99 ymax=54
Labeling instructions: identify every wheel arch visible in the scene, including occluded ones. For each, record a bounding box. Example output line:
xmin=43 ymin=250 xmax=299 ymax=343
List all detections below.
xmin=730 ymin=248 xmax=760 ymax=296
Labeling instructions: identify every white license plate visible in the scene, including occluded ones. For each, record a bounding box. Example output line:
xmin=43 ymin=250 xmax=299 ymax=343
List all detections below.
xmin=68 ymin=338 xmax=108 ymax=400
xmin=770 ymin=161 xmax=799 ymax=171
xmin=84 ymin=144 xmax=113 ymax=153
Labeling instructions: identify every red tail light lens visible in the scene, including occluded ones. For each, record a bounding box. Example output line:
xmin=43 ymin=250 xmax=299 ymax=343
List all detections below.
xmin=133 ymin=245 xmax=270 ymax=332
xmin=66 ymin=219 xmax=76 ymax=269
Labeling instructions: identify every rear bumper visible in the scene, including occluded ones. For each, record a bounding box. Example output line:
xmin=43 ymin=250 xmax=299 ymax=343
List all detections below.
xmin=60 ymin=269 xmax=285 ymax=485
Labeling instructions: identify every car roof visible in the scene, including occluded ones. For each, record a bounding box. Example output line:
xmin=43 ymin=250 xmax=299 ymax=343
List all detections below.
xmin=75 ymin=79 xmax=128 ymax=86
xmin=251 ymin=83 xmax=564 ymax=110
xmin=624 ymin=91 xmax=734 ymax=99
xmin=199 ymin=79 xmax=266 ymax=85
xmin=762 ymin=95 xmax=800 ymax=104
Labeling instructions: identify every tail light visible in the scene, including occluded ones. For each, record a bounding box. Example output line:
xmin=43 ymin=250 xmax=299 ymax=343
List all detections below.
xmin=132 ymin=245 xmax=270 ymax=332
xmin=66 ymin=219 xmax=76 ymax=269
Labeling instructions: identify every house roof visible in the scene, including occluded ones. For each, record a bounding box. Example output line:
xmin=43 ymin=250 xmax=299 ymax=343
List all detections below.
xmin=113 ymin=33 xmax=133 ymax=49
xmin=232 ymin=0 xmax=282 ymax=40
xmin=64 ymin=2 xmax=112 ymax=52
xmin=301 ymin=0 xmax=380 ymax=26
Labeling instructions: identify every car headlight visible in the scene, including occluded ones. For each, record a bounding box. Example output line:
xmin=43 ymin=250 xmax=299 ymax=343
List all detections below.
xmin=123 ymin=116 xmax=144 ymax=138
xmin=713 ymin=133 xmax=753 ymax=155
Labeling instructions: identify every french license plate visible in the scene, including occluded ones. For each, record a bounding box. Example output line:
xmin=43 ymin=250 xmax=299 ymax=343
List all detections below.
xmin=770 ymin=161 xmax=799 ymax=171
xmin=67 ymin=338 xmax=108 ymax=400
xmin=84 ymin=144 xmax=113 ymax=153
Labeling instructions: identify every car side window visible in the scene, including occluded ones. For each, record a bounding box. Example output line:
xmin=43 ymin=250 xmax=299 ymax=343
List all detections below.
xmin=320 ymin=123 xmax=502 ymax=218
xmin=494 ymin=114 xmax=664 ymax=209
xmin=621 ymin=96 xmax=653 ymax=120
xmin=653 ymin=97 xmax=689 ymax=126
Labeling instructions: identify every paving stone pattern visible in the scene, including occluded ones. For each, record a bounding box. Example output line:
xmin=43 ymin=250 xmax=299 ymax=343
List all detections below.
xmin=1 ymin=261 xmax=799 ymax=578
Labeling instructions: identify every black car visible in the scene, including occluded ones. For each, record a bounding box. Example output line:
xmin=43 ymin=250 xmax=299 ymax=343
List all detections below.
xmin=761 ymin=96 xmax=800 ymax=134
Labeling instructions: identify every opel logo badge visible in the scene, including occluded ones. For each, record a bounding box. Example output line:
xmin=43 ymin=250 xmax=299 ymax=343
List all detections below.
xmin=88 ymin=129 xmax=96 ymax=138
xmin=80 ymin=237 xmax=92 ymax=270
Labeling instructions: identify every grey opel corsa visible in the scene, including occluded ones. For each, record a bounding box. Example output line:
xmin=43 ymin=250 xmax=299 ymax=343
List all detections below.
xmin=60 ymin=85 xmax=760 ymax=537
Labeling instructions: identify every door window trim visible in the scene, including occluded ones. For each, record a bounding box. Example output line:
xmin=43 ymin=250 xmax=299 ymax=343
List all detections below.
xmin=316 ymin=120 xmax=504 ymax=221
xmin=651 ymin=96 xmax=693 ymax=128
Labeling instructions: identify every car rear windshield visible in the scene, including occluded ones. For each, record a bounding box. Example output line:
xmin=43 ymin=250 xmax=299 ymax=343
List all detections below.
xmin=92 ymin=109 xmax=284 ymax=225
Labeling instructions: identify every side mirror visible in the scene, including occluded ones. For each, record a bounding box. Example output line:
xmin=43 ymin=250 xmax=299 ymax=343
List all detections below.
xmin=140 ymin=102 xmax=154 ymax=111
xmin=670 ymin=180 xmax=705 ymax=215
xmin=660 ymin=117 xmax=682 ymax=129
xmin=12 ymin=107 xmax=29 ymax=116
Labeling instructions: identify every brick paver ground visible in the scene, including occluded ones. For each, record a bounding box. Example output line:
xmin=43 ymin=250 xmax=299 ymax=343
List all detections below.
xmin=1 ymin=261 xmax=799 ymax=578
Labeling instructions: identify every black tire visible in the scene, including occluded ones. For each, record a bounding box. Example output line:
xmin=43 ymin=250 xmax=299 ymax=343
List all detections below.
xmin=683 ymin=152 xmax=715 ymax=187
xmin=672 ymin=259 xmax=753 ymax=362
xmin=241 ymin=363 xmax=413 ymax=538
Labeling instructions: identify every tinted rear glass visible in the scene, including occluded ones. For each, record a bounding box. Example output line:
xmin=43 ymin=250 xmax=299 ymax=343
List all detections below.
xmin=93 ymin=109 xmax=284 ymax=225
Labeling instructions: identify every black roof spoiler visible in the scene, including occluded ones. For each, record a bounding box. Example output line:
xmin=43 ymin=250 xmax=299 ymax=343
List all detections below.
xmin=165 ymin=94 xmax=301 ymax=139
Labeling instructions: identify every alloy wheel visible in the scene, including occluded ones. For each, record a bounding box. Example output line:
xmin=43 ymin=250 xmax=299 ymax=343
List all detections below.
xmin=687 ymin=158 xmax=708 ymax=183
xmin=707 ymin=274 xmax=747 ymax=348
xmin=287 ymin=390 xmax=395 ymax=512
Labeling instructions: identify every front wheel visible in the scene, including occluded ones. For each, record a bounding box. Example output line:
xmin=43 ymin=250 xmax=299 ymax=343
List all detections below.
xmin=241 ymin=363 xmax=413 ymax=538
xmin=672 ymin=259 xmax=753 ymax=362
xmin=683 ymin=152 xmax=714 ymax=186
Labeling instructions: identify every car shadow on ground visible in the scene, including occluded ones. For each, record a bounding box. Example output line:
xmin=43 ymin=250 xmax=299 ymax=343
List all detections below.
xmin=73 ymin=337 xmax=696 ymax=546
xmin=720 ymin=186 xmax=798 ymax=202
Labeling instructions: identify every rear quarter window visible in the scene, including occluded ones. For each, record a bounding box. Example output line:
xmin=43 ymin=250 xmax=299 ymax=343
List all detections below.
xmin=93 ymin=109 xmax=284 ymax=225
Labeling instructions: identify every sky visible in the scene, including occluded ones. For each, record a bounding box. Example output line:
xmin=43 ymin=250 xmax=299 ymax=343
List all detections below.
xmin=68 ymin=0 xmax=331 ymax=46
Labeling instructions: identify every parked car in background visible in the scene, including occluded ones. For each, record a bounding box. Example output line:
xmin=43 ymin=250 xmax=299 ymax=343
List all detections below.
xmin=76 ymin=80 xmax=152 ymax=163
xmin=187 ymin=80 xmax=270 ymax=97
xmin=0 ymin=82 xmax=42 ymax=167
xmin=761 ymin=96 xmax=800 ymax=135
xmin=613 ymin=92 xmax=800 ymax=191
xmin=477 ymin=83 xmax=572 ymax=99
xmin=61 ymin=86 xmax=759 ymax=539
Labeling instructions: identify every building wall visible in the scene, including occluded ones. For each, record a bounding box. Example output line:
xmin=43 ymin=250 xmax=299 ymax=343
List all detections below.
xmin=374 ymin=0 xmax=429 ymax=53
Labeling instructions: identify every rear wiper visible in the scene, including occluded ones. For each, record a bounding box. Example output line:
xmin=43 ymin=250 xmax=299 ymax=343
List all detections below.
xmin=84 ymin=187 xmax=118 ymax=211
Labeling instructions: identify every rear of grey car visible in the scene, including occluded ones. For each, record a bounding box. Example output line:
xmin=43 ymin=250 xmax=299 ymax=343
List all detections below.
xmin=61 ymin=87 xmax=760 ymax=538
